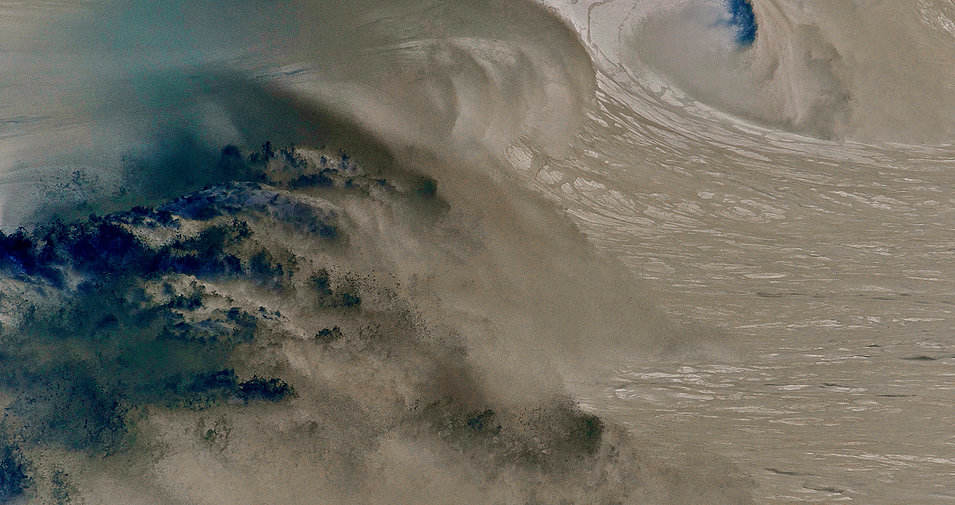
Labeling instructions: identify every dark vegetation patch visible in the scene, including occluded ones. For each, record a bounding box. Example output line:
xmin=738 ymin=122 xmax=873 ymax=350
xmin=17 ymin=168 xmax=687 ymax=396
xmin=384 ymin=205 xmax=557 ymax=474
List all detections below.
xmin=0 ymin=214 xmax=251 ymax=283
xmin=289 ymin=171 xmax=334 ymax=189
xmin=0 ymin=438 xmax=31 ymax=502
xmin=237 ymin=376 xmax=295 ymax=402
xmin=413 ymin=176 xmax=438 ymax=199
xmin=110 ymin=206 xmax=178 ymax=229
xmin=165 ymin=281 xmax=205 ymax=310
xmin=245 ymin=143 xmax=445 ymax=214
xmin=0 ymin=214 xmax=301 ymax=454
xmin=0 ymin=144 xmax=366 ymax=454
xmin=249 ymin=248 xmax=288 ymax=284
xmin=466 ymin=409 xmax=501 ymax=434
xmin=156 ymin=220 xmax=249 ymax=277
xmin=158 ymin=181 xmax=341 ymax=239
xmin=31 ymin=138 xmax=446 ymax=234
xmin=1 ymin=280 xmax=252 ymax=452
xmin=49 ymin=467 xmax=76 ymax=505
xmin=0 ymin=141 xmax=469 ymax=487
xmin=421 ymin=398 xmax=604 ymax=470
xmin=8 ymin=367 xmax=131 ymax=452
xmin=247 ymin=143 xmax=359 ymax=190
xmin=0 ymin=210 xmax=303 ymax=285
xmin=314 ymin=326 xmax=344 ymax=344
xmin=310 ymin=269 xmax=361 ymax=308
xmin=279 ymin=144 xmax=308 ymax=169
xmin=0 ymin=228 xmax=64 ymax=285
xmin=0 ymin=280 xmax=295 ymax=453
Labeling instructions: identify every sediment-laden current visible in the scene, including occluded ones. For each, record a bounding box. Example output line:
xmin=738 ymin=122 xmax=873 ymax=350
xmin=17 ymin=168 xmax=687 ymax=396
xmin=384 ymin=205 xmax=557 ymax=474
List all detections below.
xmin=0 ymin=0 xmax=951 ymax=503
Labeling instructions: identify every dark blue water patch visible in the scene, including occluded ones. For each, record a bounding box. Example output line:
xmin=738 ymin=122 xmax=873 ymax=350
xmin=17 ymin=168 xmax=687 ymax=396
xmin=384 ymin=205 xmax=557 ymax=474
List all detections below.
xmin=726 ymin=0 xmax=757 ymax=45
